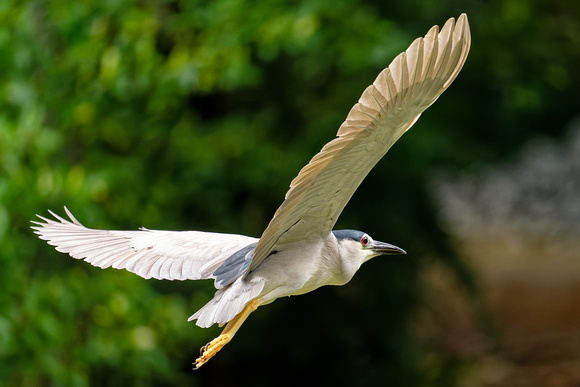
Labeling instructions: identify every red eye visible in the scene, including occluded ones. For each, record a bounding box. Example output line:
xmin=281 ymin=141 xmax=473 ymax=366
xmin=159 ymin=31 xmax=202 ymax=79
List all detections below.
xmin=361 ymin=236 xmax=369 ymax=246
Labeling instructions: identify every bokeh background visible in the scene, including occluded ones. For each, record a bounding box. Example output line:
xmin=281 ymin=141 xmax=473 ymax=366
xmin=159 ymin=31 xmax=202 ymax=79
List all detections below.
xmin=1 ymin=0 xmax=580 ymax=386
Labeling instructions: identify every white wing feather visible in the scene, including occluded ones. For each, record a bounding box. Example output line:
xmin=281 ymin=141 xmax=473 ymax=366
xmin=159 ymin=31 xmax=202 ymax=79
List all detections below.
xmin=32 ymin=207 xmax=258 ymax=282
xmin=250 ymin=14 xmax=471 ymax=270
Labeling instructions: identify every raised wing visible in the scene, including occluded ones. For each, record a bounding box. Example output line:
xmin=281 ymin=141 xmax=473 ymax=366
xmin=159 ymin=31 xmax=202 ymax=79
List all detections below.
xmin=32 ymin=207 xmax=258 ymax=282
xmin=250 ymin=14 xmax=471 ymax=270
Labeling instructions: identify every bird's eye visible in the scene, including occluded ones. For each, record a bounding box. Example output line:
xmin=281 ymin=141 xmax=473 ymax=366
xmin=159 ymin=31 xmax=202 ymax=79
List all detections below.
xmin=361 ymin=236 xmax=369 ymax=246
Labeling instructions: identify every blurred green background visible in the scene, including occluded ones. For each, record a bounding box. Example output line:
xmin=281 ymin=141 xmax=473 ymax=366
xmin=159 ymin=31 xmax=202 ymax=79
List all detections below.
xmin=1 ymin=0 xmax=579 ymax=386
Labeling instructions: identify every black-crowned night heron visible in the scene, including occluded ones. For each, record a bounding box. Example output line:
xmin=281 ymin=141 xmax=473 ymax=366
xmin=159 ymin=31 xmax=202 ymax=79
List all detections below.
xmin=33 ymin=14 xmax=470 ymax=368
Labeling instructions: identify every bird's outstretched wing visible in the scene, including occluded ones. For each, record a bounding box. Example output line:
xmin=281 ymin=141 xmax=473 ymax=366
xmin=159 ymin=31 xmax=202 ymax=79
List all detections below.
xmin=250 ymin=14 xmax=471 ymax=270
xmin=32 ymin=207 xmax=258 ymax=281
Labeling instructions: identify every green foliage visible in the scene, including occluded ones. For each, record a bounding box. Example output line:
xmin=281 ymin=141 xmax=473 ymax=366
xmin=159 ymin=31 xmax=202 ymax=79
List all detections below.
xmin=1 ymin=0 xmax=578 ymax=386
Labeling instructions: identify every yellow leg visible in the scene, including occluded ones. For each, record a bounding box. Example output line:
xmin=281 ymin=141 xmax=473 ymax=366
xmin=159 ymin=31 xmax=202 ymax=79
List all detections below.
xmin=194 ymin=298 xmax=262 ymax=369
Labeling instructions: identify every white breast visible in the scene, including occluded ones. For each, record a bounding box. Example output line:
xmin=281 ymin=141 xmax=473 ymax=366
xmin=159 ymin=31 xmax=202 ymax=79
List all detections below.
xmin=248 ymin=233 xmax=346 ymax=304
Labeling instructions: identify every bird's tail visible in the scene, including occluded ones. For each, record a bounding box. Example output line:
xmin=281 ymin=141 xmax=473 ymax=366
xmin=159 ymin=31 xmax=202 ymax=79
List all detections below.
xmin=189 ymin=277 xmax=264 ymax=328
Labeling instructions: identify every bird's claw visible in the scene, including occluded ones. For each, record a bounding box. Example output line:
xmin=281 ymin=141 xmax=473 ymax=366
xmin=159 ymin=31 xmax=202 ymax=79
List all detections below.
xmin=194 ymin=334 xmax=231 ymax=369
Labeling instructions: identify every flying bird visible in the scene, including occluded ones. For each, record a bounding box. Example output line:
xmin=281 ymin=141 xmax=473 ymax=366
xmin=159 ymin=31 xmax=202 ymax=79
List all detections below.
xmin=33 ymin=14 xmax=470 ymax=368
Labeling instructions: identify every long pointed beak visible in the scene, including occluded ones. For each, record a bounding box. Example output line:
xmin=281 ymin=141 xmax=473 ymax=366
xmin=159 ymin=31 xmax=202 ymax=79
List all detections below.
xmin=371 ymin=241 xmax=406 ymax=255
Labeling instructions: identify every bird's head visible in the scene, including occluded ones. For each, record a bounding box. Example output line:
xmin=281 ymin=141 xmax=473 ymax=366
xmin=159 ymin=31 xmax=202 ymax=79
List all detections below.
xmin=332 ymin=229 xmax=406 ymax=267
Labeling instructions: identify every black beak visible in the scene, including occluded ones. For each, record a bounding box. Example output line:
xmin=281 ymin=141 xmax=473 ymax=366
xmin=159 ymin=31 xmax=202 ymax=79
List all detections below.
xmin=371 ymin=241 xmax=406 ymax=255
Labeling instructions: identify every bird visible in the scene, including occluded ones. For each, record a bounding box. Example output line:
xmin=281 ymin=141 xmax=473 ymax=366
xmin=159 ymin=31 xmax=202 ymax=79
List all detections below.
xmin=32 ymin=14 xmax=471 ymax=369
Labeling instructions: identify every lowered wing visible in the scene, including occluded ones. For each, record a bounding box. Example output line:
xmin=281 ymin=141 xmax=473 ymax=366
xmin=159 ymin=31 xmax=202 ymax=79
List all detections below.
xmin=32 ymin=207 xmax=258 ymax=282
xmin=249 ymin=14 xmax=471 ymax=270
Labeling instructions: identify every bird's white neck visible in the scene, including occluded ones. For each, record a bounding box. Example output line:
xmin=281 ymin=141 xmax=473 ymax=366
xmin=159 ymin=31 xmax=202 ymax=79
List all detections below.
xmin=335 ymin=242 xmax=367 ymax=284
xmin=318 ymin=233 xmax=370 ymax=286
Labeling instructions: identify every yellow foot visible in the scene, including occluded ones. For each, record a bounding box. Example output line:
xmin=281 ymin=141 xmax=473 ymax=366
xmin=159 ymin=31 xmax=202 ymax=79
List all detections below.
xmin=194 ymin=334 xmax=231 ymax=369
